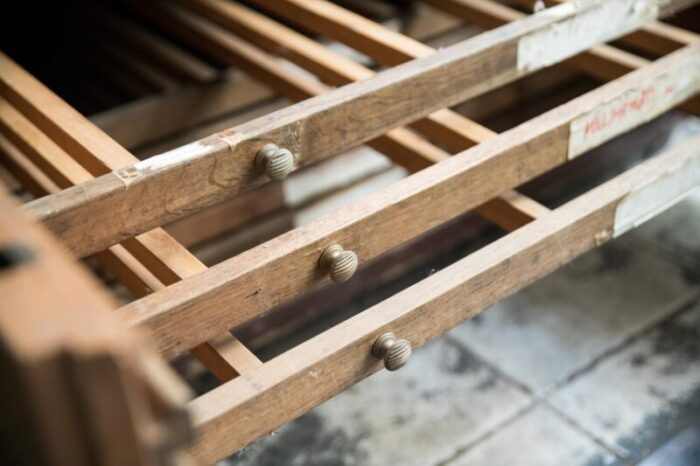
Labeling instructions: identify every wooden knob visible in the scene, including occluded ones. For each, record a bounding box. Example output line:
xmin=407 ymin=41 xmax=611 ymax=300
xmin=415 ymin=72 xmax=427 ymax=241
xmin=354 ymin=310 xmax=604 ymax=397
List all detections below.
xmin=255 ymin=143 xmax=295 ymax=181
xmin=319 ymin=245 xmax=358 ymax=282
xmin=372 ymin=333 xmax=412 ymax=371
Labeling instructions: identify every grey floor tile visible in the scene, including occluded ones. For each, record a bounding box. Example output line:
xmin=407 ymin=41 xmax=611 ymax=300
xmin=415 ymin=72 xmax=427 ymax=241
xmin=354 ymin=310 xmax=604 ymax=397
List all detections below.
xmin=550 ymin=299 xmax=700 ymax=462
xmin=448 ymin=236 xmax=693 ymax=393
xmin=229 ymin=339 xmax=531 ymax=466
xmin=448 ymin=406 xmax=620 ymax=466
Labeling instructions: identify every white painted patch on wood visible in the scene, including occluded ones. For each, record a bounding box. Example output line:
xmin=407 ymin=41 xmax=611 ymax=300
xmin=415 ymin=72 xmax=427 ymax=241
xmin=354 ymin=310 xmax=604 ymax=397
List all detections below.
xmin=518 ymin=0 xmax=659 ymax=72
xmin=115 ymin=141 xmax=219 ymax=188
xmin=134 ymin=141 xmax=214 ymax=172
xmin=614 ymin=155 xmax=700 ymax=237
xmin=569 ymin=59 xmax=700 ymax=159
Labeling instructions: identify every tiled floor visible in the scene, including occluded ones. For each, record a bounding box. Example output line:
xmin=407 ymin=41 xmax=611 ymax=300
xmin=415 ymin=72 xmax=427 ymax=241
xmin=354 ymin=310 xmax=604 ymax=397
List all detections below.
xmin=226 ymin=124 xmax=700 ymax=465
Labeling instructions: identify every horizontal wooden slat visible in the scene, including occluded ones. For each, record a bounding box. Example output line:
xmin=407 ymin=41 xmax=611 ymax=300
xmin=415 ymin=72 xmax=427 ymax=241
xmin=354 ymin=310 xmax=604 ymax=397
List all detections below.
xmin=0 ymin=51 xmax=261 ymax=380
xmin=186 ymin=133 xmax=700 ymax=464
xmin=513 ymin=0 xmax=698 ymax=55
xmin=122 ymin=45 xmax=700 ymax=360
xmin=422 ymin=0 xmax=700 ymax=109
xmin=25 ymin=0 xmax=697 ymax=258
xmin=91 ymin=70 xmax=274 ymax=149
xmin=132 ymin=1 xmax=452 ymax=170
xmin=0 ymin=52 xmax=134 ymax=175
xmin=171 ymin=0 xmax=546 ymax=234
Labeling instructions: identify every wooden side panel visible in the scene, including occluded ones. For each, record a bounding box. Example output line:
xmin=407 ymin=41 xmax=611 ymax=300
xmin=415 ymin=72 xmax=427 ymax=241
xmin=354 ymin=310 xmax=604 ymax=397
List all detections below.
xmin=0 ymin=189 xmax=192 ymax=466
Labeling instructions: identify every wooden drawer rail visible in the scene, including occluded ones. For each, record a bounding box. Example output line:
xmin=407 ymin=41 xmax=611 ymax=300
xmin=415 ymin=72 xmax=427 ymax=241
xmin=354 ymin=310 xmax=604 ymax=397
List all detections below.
xmin=135 ymin=0 xmax=546 ymax=230
xmin=0 ymin=0 xmax=620 ymax=389
xmin=0 ymin=52 xmax=264 ymax=383
xmin=24 ymin=0 xmax=697 ymax=258
xmin=124 ymin=42 xmax=700 ymax=359
xmin=187 ymin=131 xmax=700 ymax=464
xmin=0 ymin=0 xmax=554 ymax=382
xmin=0 ymin=0 xmax=697 ymax=463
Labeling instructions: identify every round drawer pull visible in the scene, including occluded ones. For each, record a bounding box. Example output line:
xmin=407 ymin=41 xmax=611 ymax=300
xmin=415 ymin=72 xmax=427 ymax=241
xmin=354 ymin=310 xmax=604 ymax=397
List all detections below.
xmin=319 ymin=244 xmax=358 ymax=282
xmin=255 ymin=143 xmax=295 ymax=181
xmin=372 ymin=333 xmax=412 ymax=371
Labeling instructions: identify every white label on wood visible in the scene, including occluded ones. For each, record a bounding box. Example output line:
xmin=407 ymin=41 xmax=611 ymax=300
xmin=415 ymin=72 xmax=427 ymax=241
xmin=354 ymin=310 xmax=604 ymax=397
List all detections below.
xmin=569 ymin=59 xmax=700 ymax=159
xmin=518 ymin=0 xmax=658 ymax=72
xmin=614 ymin=155 xmax=700 ymax=237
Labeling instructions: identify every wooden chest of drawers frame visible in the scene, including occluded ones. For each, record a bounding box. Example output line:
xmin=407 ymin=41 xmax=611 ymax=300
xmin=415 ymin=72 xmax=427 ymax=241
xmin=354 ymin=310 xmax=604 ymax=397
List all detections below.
xmin=1 ymin=0 xmax=699 ymax=464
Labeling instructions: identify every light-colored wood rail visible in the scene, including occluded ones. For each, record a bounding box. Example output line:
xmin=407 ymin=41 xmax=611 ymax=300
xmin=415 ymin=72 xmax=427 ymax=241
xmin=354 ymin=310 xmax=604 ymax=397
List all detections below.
xmin=177 ymin=0 xmax=495 ymax=153
xmin=626 ymin=20 xmax=700 ymax=54
xmin=186 ymin=132 xmax=700 ymax=464
xmin=122 ymin=45 xmax=700 ymax=360
xmin=0 ymin=52 xmax=261 ymax=381
xmin=512 ymin=0 xmax=698 ymax=55
xmin=132 ymin=0 xmax=452 ymax=169
xmin=25 ymin=0 xmax=697 ymax=258
xmin=168 ymin=0 xmax=547 ymax=233
xmin=254 ymin=0 xmax=644 ymax=80
xmin=420 ymin=0 xmax=700 ymax=113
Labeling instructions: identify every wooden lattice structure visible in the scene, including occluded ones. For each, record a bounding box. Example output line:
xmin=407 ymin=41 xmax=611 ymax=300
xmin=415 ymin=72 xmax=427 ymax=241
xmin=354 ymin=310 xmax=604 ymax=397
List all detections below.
xmin=1 ymin=0 xmax=699 ymax=464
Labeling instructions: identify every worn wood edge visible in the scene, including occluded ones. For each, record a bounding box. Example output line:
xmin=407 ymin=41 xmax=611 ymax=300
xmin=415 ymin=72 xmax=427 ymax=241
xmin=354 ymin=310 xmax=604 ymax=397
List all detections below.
xmin=123 ymin=45 xmax=700 ymax=360
xmin=185 ymin=132 xmax=700 ymax=464
xmin=25 ymin=0 xmax=697 ymax=258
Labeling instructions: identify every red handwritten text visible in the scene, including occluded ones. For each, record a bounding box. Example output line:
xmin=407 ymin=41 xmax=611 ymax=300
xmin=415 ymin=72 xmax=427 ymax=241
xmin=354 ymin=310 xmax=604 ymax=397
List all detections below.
xmin=584 ymin=86 xmax=657 ymax=138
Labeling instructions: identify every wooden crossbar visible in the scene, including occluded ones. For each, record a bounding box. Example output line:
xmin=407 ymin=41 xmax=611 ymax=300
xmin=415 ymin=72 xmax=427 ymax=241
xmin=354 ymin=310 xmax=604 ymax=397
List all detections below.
xmin=0 ymin=52 xmax=262 ymax=381
xmin=421 ymin=0 xmax=700 ymax=113
xmin=123 ymin=44 xmax=700 ymax=359
xmin=187 ymin=130 xmax=700 ymax=463
xmin=2 ymin=2 xmax=699 ymax=463
xmin=160 ymin=0 xmax=548 ymax=232
xmin=24 ymin=0 xmax=697 ymax=258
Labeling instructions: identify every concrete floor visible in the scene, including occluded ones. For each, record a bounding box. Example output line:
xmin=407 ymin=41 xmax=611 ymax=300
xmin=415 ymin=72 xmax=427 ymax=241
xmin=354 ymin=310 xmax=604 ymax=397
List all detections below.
xmin=225 ymin=122 xmax=700 ymax=466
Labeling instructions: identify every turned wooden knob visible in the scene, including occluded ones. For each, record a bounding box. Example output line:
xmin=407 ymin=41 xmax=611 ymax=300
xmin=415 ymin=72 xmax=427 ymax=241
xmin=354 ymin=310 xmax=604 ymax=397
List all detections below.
xmin=372 ymin=333 xmax=412 ymax=371
xmin=319 ymin=244 xmax=358 ymax=282
xmin=255 ymin=143 xmax=295 ymax=181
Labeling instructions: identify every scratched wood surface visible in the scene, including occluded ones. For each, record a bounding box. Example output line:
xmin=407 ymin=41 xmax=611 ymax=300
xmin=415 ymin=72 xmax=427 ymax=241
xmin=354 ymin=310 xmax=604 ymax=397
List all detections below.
xmin=123 ymin=45 xmax=700 ymax=360
xmin=24 ymin=0 xmax=698 ymax=258
xmin=186 ymin=132 xmax=700 ymax=464
xmin=0 ymin=51 xmax=262 ymax=382
xmin=1 ymin=2 xmax=699 ymax=464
